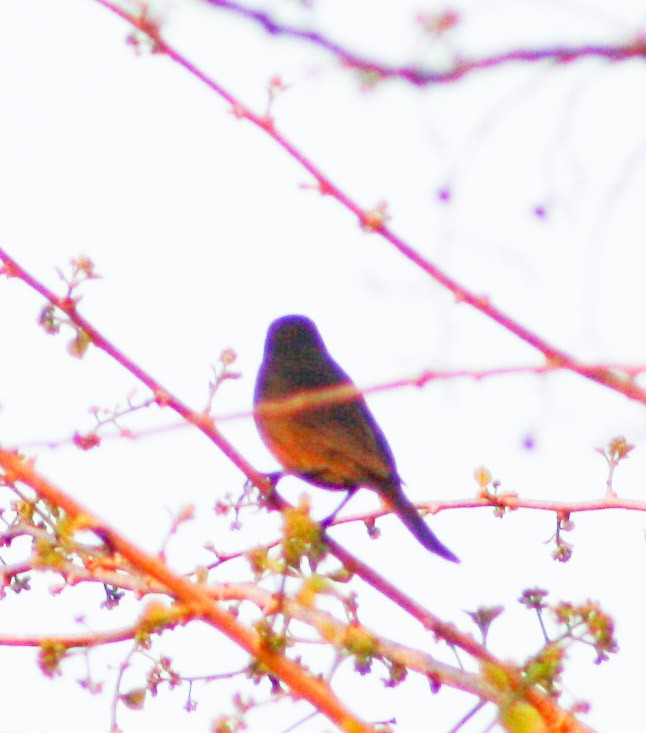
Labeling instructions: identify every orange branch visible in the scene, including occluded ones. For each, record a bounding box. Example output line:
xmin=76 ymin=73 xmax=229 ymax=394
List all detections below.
xmin=0 ymin=247 xmax=492 ymax=663
xmin=0 ymin=448 xmax=373 ymax=733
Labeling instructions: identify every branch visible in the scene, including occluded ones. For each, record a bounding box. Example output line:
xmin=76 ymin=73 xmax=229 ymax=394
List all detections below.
xmin=3 ymin=580 xmax=502 ymax=700
xmin=346 ymin=493 xmax=646 ymax=525
xmin=0 ymin=449 xmax=373 ymax=733
xmin=0 ymin=244 xmax=636 ymax=650
xmin=0 ymin=250 xmax=600 ymax=729
xmin=204 ymin=0 xmax=646 ymax=85
xmin=11 ymin=362 xmax=646 ymax=453
xmin=86 ymin=4 xmax=646 ymax=410
xmin=0 ymin=569 xmax=595 ymax=731
xmin=0 ymin=248 xmax=510 ymax=667
xmin=0 ymin=626 xmax=137 ymax=649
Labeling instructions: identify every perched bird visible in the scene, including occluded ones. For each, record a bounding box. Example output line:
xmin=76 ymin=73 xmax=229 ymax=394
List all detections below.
xmin=253 ymin=314 xmax=459 ymax=563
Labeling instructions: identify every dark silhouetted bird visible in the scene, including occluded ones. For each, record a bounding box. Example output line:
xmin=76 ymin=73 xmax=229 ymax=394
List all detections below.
xmin=253 ymin=315 xmax=459 ymax=562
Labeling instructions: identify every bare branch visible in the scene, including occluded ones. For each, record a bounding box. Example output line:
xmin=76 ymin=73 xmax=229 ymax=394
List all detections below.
xmin=203 ymin=0 xmax=646 ymax=86
xmin=79 ymin=7 xmax=646 ymax=410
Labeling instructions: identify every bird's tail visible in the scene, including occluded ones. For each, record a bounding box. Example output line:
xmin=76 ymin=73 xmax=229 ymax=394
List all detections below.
xmin=385 ymin=486 xmax=460 ymax=563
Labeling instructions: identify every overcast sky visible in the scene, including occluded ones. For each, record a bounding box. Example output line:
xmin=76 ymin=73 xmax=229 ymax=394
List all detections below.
xmin=1 ymin=1 xmax=645 ymax=732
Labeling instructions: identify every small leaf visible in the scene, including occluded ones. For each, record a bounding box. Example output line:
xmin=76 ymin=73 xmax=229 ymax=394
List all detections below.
xmin=120 ymin=688 xmax=146 ymax=710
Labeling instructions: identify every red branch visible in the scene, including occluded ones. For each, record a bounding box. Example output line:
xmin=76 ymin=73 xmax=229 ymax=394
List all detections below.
xmin=0 ymin=627 xmax=136 ymax=648
xmin=332 ymin=494 xmax=646 ymax=531
xmin=204 ymin=0 xmax=646 ymax=85
xmin=89 ymin=1 xmax=646 ymax=410
xmin=0 ymin=248 xmax=495 ymax=665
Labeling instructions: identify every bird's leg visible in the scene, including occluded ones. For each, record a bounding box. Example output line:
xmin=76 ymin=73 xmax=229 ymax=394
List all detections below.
xmin=321 ymin=488 xmax=358 ymax=527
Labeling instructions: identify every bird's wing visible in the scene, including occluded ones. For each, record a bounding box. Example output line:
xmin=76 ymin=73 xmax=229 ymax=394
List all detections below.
xmin=284 ymin=399 xmax=398 ymax=488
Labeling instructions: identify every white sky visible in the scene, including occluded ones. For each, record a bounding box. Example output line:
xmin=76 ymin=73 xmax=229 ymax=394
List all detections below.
xmin=1 ymin=0 xmax=646 ymax=731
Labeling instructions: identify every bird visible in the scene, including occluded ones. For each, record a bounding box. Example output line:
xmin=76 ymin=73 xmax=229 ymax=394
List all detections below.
xmin=253 ymin=314 xmax=459 ymax=563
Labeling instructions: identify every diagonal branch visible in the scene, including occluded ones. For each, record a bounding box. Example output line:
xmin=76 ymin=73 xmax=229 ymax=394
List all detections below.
xmin=0 ymin=247 xmax=491 ymax=662
xmin=0 ymin=448 xmax=373 ymax=733
xmin=89 ymin=2 xmax=646 ymax=409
